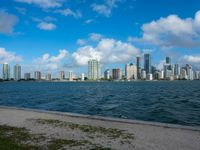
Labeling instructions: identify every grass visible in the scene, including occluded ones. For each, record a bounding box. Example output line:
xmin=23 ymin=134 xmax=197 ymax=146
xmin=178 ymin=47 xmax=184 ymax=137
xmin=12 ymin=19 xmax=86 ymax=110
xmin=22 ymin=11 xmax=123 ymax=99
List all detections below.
xmin=0 ymin=125 xmax=40 ymax=150
xmin=0 ymin=124 xmax=113 ymax=150
xmin=35 ymin=119 xmax=135 ymax=140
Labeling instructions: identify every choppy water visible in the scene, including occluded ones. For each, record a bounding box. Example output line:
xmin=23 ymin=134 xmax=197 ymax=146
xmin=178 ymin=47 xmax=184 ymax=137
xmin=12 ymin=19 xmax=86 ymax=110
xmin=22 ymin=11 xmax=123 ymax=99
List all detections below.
xmin=0 ymin=81 xmax=200 ymax=126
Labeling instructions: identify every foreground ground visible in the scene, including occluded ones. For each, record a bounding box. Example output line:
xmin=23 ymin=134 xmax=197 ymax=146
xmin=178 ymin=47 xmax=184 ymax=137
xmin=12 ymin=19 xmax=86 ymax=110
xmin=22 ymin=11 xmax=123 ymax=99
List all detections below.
xmin=0 ymin=107 xmax=199 ymax=150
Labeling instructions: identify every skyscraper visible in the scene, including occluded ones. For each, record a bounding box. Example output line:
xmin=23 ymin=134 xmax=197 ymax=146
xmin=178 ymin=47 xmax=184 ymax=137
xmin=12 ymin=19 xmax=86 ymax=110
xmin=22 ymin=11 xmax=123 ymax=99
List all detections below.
xmin=174 ymin=63 xmax=180 ymax=77
xmin=104 ymin=69 xmax=110 ymax=80
xmin=60 ymin=71 xmax=65 ymax=80
xmin=112 ymin=68 xmax=122 ymax=80
xmin=125 ymin=63 xmax=137 ymax=80
xmin=14 ymin=64 xmax=21 ymax=81
xmin=136 ymin=56 xmax=141 ymax=79
xmin=45 ymin=73 xmax=51 ymax=80
xmin=144 ymin=54 xmax=151 ymax=74
xmin=24 ymin=73 xmax=31 ymax=80
xmin=166 ymin=57 xmax=171 ymax=64
xmin=88 ymin=59 xmax=100 ymax=80
xmin=2 ymin=63 xmax=10 ymax=80
xmin=69 ymin=71 xmax=73 ymax=81
xmin=34 ymin=71 xmax=41 ymax=80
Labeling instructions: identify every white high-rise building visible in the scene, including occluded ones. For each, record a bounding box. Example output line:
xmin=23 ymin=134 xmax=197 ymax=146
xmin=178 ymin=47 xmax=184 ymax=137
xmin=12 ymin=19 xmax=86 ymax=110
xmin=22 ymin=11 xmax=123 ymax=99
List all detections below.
xmin=45 ymin=73 xmax=51 ymax=80
xmin=34 ymin=71 xmax=41 ymax=80
xmin=181 ymin=68 xmax=187 ymax=79
xmin=147 ymin=73 xmax=153 ymax=80
xmin=60 ymin=71 xmax=65 ymax=80
xmin=2 ymin=63 xmax=10 ymax=80
xmin=104 ymin=69 xmax=110 ymax=80
xmin=88 ymin=59 xmax=100 ymax=80
xmin=125 ymin=63 xmax=137 ymax=80
xmin=141 ymin=70 xmax=146 ymax=80
xmin=81 ymin=73 xmax=85 ymax=81
xmin=69 ymin=71 xmax=73 ymax=81
xmin=14 ymin=64 xmax=21 ymax=81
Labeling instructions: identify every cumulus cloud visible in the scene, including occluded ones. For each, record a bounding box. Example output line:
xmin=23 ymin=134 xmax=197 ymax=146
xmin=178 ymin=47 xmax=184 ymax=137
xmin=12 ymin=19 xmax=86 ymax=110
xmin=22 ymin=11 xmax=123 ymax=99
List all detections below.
xmin=55 ymin=9 xmax=82 ymax=18
xmin=72 ymin=38 xmax=141 ymax=66
xmin=0 ymin=47 xmax=22 ymax=63
xmin=37 ymin=22 xmax=57 ymax=30
xmin=182 ymin=55 xmax=200 ymax=64
xmin=89 ymin=33 xmax=103 ymax=41
xmin=0 ymin=11 xmax=18 ymax=34
xmin=133 ymin=10 xmax=200 ymax=48
xmin=91 ymin=0 xmax=121 ymax=17
xmin=76 ymin=39 xmax=87 ymax=46
xmin=15 ymin=0 xmax=63 ymax=8
xmin=33 ymin=49 xmax=69 ymax=71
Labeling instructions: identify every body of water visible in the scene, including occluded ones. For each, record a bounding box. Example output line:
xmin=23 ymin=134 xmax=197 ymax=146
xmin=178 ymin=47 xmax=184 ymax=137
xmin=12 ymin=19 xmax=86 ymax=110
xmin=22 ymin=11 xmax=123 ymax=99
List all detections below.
xmin=0 ymin=81 xmax=200 ymax=126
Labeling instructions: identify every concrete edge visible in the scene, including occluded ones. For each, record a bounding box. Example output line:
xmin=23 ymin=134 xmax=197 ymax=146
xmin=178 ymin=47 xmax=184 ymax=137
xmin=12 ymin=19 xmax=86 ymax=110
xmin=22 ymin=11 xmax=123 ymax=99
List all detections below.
xmin=0 ymin=106 xmax=200 ymax=132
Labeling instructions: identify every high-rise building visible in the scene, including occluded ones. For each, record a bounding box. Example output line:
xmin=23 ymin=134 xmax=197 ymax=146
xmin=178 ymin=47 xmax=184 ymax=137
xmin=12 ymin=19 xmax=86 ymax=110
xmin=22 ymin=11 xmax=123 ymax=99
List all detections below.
xmin=144 ymin=54 xmax=151 ymax=74
xmin=60 ymin=71 xmax=65 ymax=80
xmin=88 ymin=59 xmax=100 ymax=80
xmin=69 ymin=71 xmax=73 ymax=81
xmin=24 ymin=73 xmax=31 ymax=80
xmin=14 ymin=64 xmax=21 ymax=81
xmin=147 ymin=73 xmax=153 ymax=80
xmin=181 ymin=68 xmax=187 ymax=79
xmin=45 ymin=73 xmax=51 ymax=80
xmin=185 ymin=64 xmax=193 ymax=80
xmin=174 ymin=64 xmax=180 ymax=76
xmin=125 ymin=63 xmax=137 ymax=80
xmin=104 ymin=69 xmax=110 ymax=80
xmin=112 ymin=68 xmax=122 ymax=80
xmin=141 ymin=70 xmax=146 ymax=80
xmin=34 ymin=71 xmax=41 ymax=80
xmin=2 ymin=63 xmax=10 ymax=80
xmin=166 ymin=57 xmax=171 ymax=64
xmin=194 ymin=71 xmax=200 ymax=80
xmin=81 ymin=73 xmax=85 ymax=81
xmin=136 ymin=56 xmax=141 ymax=79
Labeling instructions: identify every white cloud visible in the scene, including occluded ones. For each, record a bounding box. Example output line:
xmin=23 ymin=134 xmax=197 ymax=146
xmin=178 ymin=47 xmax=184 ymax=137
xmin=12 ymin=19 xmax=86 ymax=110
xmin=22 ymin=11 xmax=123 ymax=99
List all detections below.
xmin=76 ymin=39 xmax=87 ymax=46
xmin=33 ymin=49 xmax=69 ymax=71
xmin=15 ymin=0 xmax=63 ymax=8
xmin=91 ymin=0 xmax=121 ymax=17
xmin=72 ymin=38 xmax=141 ymax=66
xmin=89 ymin=33 xmax=103 ymax=41
xmin=0 ymin=47 xmax=22 ymax=63
xmin=182 ymin=55 xmax=200 ymax=64
xmin=0 ymin=11 xmax=18 ymax=34
xmin=55 ymin=9 xmax=82 ymax=18
xmin=133 ymin=10 xmax=200 ymax=48
xmin=37 ymin=22 xmax=57 ymax=30
xmin=84 ymin=19 xmax=93 ymax=24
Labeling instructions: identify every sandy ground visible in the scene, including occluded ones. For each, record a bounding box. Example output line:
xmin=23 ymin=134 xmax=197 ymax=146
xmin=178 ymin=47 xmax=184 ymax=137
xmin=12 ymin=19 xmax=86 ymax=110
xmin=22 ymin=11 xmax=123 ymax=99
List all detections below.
xmin=0 ymin=107 xmax=200 ymax=150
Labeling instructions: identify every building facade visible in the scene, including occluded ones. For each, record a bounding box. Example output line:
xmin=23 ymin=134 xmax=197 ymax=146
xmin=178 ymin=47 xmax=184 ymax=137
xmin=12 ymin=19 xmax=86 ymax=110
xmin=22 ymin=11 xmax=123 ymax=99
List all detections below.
xmin=112 ymin=68 xmax=122 ymax=80
xmin=2 ymin=63 xmax=10 ymax=80
xmin=34 ymin=71 xmax=41 ymax=80
xmin=14 ymin=64 xmax=21 ymax=81
xmin=125 ymin=63 xmax=137 ymax=80
xmin=144 ymin=54 xmax=151 ymax=74
xmin=88 ymin=59 xmax=100 ymax=80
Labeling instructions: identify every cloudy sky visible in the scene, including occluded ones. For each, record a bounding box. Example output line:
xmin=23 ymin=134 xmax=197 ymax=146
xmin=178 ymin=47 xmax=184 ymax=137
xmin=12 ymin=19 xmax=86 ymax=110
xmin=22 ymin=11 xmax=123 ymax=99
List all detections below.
xmin=0 ymin=0 xmax=200 ymax=77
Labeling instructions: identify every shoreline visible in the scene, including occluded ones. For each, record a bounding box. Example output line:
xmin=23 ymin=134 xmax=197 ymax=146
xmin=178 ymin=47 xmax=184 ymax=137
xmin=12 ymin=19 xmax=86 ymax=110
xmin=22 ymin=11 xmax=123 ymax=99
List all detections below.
xmin=0 ymin=106 xmax=200 ymax=150
xmin=0 ymin=105 xmax=200 ymax=131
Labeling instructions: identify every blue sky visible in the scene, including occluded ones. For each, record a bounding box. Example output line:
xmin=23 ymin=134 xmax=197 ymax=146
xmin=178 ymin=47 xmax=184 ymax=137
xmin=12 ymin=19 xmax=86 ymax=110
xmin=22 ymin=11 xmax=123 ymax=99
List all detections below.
xmin=0 ymin=0 xmax=200 ymax=77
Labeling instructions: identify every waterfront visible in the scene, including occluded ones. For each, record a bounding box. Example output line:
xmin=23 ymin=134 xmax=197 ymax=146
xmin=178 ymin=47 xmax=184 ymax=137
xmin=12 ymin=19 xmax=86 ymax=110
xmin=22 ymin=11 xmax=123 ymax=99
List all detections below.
xmin=0 ymin=81 xmax=200 ymax=126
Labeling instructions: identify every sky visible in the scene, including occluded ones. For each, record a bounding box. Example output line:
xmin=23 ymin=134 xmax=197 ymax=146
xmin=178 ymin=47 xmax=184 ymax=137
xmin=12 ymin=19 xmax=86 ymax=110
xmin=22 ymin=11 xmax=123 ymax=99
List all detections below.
xmin=0 ymin=0 xmax=200 ymax=77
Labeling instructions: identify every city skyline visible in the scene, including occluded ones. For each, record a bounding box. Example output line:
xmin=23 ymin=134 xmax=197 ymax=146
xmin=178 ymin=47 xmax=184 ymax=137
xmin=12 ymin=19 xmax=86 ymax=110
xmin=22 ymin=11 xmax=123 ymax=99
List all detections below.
xmin=1 ymin=53 xmax=199 ymax=81
xmin=0 ymin=0 xmax=200 ymax=76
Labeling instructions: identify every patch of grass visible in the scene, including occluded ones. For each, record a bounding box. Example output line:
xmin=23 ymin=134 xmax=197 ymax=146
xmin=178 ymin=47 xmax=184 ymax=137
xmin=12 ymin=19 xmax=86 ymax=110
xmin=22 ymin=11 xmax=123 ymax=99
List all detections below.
xmin=48 ymin=139 xmax=90 ymax=149
xmin=35 ymin=119 xmax=135 ymax=140
xmin=0 ymin=125 xmax=41 ymax=150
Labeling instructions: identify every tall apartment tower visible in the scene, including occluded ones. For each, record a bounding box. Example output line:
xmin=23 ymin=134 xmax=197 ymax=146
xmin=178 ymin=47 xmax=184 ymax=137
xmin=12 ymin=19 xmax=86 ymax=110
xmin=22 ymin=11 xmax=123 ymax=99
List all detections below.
xmin=2 ymin=63 xmax=10 ymax=80
xmin=88 ymin=59 xmax=100 ymax=80
xmin=60 ymin=71 xmax=65 ymax=80
xmin=125 ymin=63 xmax=137 ymax=80
xmin=136 ymin=56 xmax=141 ymax=79
xmin=112 ymin=68 xmax=122 ymax=80
xmin=34 ymin=71 xmax=41 ymax=80
xmin=14 ymin=64 xmax=21 ymax=81
xmin=144 ymin=54 xmax=151 ymax=74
